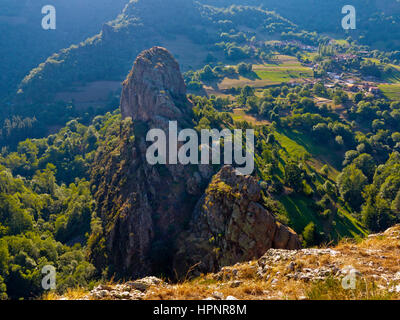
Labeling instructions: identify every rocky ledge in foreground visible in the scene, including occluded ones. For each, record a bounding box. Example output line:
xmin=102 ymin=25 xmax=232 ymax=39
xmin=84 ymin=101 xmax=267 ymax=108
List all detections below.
xmin=52 ymin=225 xmax=400 ymax=300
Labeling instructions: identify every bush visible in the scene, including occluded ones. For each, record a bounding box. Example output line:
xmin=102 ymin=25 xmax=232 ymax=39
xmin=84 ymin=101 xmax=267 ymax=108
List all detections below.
xmin=302 ymin=222 xmax=316 ymax=247
xmin=238 ymin=62 xmax=252 ymax=75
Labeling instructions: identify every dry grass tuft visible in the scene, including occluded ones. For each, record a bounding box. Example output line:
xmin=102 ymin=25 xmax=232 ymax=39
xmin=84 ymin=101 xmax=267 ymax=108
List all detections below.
xmin=42 ymin=287 xmax=89 ymax=300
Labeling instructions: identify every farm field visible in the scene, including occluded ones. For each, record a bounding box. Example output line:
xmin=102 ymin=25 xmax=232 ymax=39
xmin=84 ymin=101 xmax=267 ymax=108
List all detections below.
xmin=230 ymin=108 xmax=270 ymax=125
xmin=217 ymin=55 xmax=313 ymax=91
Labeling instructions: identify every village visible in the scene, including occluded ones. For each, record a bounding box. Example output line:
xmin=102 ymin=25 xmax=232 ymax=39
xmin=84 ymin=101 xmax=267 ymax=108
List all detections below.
xmin=256 ymin=39 xmax=384 ymax=97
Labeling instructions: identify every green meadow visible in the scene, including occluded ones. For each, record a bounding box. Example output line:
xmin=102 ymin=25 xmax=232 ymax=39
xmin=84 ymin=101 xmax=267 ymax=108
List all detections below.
xmin=379 ymin=84 xmax=400 ymax=101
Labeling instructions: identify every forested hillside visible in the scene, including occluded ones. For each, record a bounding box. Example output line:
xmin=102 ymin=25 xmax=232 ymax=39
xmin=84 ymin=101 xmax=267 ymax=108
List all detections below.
xmin=203 ymin=0 xmax=400 ymax=49
xmin=0 ymin=0 xmax=128 ymax=99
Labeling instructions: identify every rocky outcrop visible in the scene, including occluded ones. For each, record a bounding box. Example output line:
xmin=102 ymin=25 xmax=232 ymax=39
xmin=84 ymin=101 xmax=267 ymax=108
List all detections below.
xmin=120 ymin=46 xmax=191 ymax=127
xmin=91 ymin=47 xmax=300 ymax=280
xmin=91 ymin=47 xmax=211 ymax=278
xmin=174 ymin=165 xmax=301 ymax=276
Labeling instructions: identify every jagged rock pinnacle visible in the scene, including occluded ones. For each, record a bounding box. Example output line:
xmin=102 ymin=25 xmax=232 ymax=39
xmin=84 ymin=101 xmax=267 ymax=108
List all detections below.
xmin=120 ymin=46 xmax=190 ymax=124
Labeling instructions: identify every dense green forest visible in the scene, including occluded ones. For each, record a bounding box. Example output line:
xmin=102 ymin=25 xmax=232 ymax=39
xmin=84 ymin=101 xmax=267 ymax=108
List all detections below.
xmin=0 ymin=111 xmax=129 ymax=299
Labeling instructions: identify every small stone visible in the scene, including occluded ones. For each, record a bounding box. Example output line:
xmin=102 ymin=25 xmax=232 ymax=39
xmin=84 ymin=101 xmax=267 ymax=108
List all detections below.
xmin=110 ymin=290 xmax=120 ymax=297
xmin=126 ymin=276 xmax=164 ymax=292
xmin=226 ymin=296 xmax=238 ymax=300
xmin=99 ymin=284 xmax=113 ymax=291
xmin=287 ymin=262 xmax=295 ymax=272
xmin=213 ymin=273 xmax=223 ymax=281
xmin=128 ymin=282 xmax=146 ymax=292
xmin=92 ymin=290 xmax=109 ymax=299
xmin=212 ymin=291 xmax=224 ymax=300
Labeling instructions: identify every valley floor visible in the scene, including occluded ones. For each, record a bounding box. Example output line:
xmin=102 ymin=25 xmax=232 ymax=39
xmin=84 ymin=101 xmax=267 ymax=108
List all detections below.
xmin=46 ymin=225 xmax=400 ymax=301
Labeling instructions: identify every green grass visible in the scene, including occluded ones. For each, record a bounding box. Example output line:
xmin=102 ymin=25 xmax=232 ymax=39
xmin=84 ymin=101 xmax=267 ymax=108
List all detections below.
xmin=284 ymin=129 xmax=342 ymax=166
xmin=232 ymin=109 xmax=366 ymax=240
xmin=275 ymin=129 xmax=342 ymax=178
xmin=379 ymin=84 xmax=400 ymax=101
xmin=366 ymin=58 xmax=400 ymax=83
xmin=279 ymin=194 xmax=322 ymax=233
xmin=306 ymin=277 xmax=395 ymax=300
xmin=271 ymin=130 xmax=367 ymax=240
xmin=255 ymin=69 xmax=312 ymax=82
xmin=273 ymin=129 xmax=341 ymax=185
xmin=254 ymin=55 xmax=313 ymax=82
xmin=333 ymin=207 xmax=368 ymax=239
xmin=230 ymin=108 xmax=270 ymax=125
xmin=280 ymin=194 xmax=367 ymax=240
xmin=383 ymin=65 xmax=400 ymax=83
xmin=274 ymin=130 xmax=310 ymax=162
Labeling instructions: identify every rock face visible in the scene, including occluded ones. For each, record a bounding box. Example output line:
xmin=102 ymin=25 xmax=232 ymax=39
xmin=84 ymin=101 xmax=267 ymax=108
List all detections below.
xmin=91 ymin=47 xmax=210 ymax=278
xmin=91 ymin=47 xmax=301 ymax=280
xmin=120 ymin=46 xmax=191 ymax=126
xmin=174 ymin=166 xmax=301 ymax=276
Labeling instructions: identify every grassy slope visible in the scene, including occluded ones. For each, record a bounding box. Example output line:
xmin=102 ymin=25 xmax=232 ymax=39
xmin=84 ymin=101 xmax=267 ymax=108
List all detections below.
xmin=379 ymin=84 xmax=400 ymax=101
xmin=274 ymin=130 xmax=367 ymax=239
xmin=366 ymin=58 xmax=400 ymax=84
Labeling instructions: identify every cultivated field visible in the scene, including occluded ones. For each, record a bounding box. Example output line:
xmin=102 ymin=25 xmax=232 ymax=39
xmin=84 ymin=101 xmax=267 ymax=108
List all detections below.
xmin=230 ymin=108 xmax=270 ymax=125
xmin=217 ymin=55 xmax=313 ymax=91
